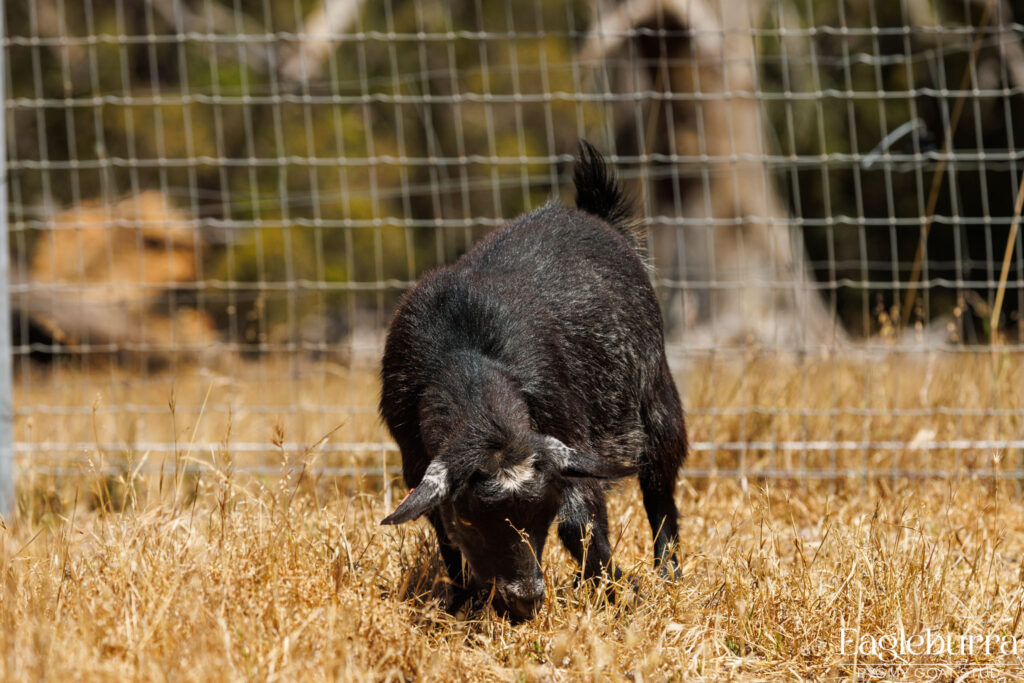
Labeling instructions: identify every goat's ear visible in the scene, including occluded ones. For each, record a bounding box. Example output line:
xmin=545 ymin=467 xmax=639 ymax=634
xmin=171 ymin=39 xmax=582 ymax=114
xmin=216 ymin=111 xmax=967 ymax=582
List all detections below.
xmin=538 ymin=435 xmax=636 ymax=479
xmin=380 ymin=460 xmax=449 ymax=525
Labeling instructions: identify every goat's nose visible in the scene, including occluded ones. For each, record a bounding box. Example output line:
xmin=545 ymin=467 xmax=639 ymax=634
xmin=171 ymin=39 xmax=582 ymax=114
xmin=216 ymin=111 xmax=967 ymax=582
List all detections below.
xmin=499 ymin=579 xmax=545 ymax=620
xmin=507 ymin=593 xmax=543 ymax=620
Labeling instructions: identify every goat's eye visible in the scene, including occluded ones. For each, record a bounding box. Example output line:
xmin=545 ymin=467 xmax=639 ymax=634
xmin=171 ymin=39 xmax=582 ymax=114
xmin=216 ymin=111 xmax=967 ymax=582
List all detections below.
xmin=460 ymin=519 xmax=473 ymax=527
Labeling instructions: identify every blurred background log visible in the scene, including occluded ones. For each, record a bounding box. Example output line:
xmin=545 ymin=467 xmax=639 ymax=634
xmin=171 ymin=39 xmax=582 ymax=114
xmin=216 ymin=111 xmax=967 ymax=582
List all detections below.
xmin=582 ymin=0 xmax=843 ymax=348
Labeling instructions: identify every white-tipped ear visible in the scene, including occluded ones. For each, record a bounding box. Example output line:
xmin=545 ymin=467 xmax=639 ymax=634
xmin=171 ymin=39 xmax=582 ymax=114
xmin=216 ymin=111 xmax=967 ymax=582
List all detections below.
xmin=541 ymin=436 xmax=636 ymax=479
xmin=380 ymin=460 xmax=449 ymax=525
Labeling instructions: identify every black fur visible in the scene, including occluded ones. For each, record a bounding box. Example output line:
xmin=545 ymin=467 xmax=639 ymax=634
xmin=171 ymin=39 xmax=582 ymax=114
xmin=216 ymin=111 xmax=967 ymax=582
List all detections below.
xmin=379 ymin=140 xmax=688 ymax=621
xmin=573 ymin=139 xmax=640 ymax=250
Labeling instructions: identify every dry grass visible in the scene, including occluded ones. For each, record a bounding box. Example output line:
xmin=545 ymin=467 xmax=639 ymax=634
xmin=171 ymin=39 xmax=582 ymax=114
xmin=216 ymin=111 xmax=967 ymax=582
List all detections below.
xmin=5 ymin=351 xmax=1024 ymax=680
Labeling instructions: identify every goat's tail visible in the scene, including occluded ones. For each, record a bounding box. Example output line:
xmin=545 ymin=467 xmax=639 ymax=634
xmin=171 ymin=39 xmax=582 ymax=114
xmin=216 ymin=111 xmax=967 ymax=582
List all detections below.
xmin=574 ymin=139 xmax=642 ymax=251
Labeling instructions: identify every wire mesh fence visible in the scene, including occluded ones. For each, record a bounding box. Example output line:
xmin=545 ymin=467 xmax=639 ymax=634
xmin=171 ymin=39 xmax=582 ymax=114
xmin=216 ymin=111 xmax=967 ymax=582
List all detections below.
xmin=5 ymin=0 xmax=1024 ymax=489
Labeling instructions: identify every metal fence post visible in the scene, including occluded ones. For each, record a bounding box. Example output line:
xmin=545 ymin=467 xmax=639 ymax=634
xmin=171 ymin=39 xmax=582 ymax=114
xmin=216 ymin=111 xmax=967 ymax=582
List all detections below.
xmin=0 ymin=3 xmax=12 ymax=520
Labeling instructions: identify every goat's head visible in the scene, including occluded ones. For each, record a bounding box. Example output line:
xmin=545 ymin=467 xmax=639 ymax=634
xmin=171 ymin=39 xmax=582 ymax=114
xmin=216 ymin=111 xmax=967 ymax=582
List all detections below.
xmin=381 ymin=431 xmax=632 ymax=620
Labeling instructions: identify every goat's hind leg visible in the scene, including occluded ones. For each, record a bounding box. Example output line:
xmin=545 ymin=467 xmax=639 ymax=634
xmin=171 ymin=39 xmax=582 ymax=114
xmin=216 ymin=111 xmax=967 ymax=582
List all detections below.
xmin=639 ymin=378 xmax=687 ymax=579
xmin=639 ymin=468 xmax=682 ymax=579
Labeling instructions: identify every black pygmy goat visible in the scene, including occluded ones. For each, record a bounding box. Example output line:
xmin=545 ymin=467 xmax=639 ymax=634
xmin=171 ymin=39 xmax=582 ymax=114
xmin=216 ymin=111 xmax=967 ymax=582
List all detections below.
xmin=379 ymin=141 xmax=687 ymax=621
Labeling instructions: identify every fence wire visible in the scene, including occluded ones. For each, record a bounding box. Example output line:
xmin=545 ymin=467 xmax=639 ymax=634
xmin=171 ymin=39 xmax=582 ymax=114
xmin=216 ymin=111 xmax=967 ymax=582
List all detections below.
xmin=5 ymin=0 xmax=1024 ymax=487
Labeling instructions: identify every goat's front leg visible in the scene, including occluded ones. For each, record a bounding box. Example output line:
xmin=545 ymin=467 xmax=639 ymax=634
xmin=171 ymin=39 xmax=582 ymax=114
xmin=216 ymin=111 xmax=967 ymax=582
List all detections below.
xmin=557 ymin=480 xmax=621 ymax=585
xmin=428 ymin=511 xmax=473 ymax=612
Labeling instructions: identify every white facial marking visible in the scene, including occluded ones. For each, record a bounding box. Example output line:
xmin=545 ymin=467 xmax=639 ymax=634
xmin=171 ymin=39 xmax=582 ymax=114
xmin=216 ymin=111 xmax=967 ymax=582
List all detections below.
xmin=492 ymin=454 xmax=536 ymax=494
xmin=421 ymin=459 xmax=449 ymax=496
xmin=500 ymin=575 xmax=545 ymax=600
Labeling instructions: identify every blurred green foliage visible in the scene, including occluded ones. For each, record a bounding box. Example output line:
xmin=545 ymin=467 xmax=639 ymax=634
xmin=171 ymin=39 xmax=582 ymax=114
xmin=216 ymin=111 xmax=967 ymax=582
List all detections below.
xmin=5 ymin=0 xmax=604 ymax=343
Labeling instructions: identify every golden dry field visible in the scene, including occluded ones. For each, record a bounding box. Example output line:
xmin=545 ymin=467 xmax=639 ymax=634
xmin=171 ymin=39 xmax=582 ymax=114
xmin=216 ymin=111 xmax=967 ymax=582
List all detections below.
xmin=4 ymin=350 xmax=1024 ymax=680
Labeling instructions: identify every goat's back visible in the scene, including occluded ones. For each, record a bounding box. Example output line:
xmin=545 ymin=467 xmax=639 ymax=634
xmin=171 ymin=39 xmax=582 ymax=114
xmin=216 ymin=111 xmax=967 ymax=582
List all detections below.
xmin=382 ymin=202 xmax=666 ymax=457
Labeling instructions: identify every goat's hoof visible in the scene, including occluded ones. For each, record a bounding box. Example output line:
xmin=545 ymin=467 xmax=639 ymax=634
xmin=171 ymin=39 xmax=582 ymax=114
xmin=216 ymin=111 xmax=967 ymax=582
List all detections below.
xmin=441 ymin=584 xmax=474 ymax=614
xmin=657 ymin=559 xmax=682 ymax=581
xmin=572 ymin=568 xmax=623 ymax=602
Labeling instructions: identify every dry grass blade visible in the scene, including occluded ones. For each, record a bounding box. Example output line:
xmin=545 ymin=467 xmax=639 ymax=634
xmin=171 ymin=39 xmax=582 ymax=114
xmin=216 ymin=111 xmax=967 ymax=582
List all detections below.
xmin=990 ymin=169 xmax=1024 ymax=341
